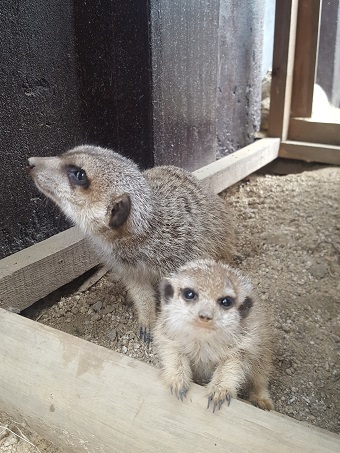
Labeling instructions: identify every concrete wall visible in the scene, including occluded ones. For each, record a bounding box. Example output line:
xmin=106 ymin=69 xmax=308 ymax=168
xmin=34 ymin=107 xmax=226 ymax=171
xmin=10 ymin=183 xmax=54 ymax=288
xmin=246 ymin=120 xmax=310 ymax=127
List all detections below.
xmin=1 ymin=0 xmax=265 ymax=259
xmin=0 ymin=0 xmax=82 ymax=259
xmin=216 ymin=0 xmax=265 ymax=157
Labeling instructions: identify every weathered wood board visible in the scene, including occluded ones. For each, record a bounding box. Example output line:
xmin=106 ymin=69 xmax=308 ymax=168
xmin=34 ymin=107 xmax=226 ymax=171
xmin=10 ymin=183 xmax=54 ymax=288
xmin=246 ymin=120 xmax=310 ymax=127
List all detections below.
xmin=0 ymin=228 xmax=98 ymax=312
xmin=0 ymin=308 xmax=339 ymax=453
xmin=280 ymin=141 xmax=340 ymax=165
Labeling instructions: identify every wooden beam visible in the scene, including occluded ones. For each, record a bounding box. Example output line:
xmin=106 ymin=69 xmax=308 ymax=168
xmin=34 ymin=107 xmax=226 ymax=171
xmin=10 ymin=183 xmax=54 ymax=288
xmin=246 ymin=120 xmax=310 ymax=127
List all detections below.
xmin=194 ymin=138 xmax=280 ymax=194
xmin=0 ymin=139 xmax=279 ymax=312
xmin=0 ymin=228 xmax=98 ymax=313
xmin=1 ymin=308 xmax=339 ymax=453
xmin=280 ymin=141 xmax=340 ymax=165
xmin=288 ymin=118 xmax=340 ymax=146
xmin=290 ymin=0 xmax=321 ymax=117
xmin=268 ymin=0 xmax=299 ymax=140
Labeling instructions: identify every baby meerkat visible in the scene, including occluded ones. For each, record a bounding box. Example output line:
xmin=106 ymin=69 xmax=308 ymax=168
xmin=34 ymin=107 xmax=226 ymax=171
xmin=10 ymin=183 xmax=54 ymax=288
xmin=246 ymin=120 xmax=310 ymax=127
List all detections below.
xmin=27 ymin=146 xmax=234 ymax=341
xmin=153 ymin=259 xmax=274 ymax=411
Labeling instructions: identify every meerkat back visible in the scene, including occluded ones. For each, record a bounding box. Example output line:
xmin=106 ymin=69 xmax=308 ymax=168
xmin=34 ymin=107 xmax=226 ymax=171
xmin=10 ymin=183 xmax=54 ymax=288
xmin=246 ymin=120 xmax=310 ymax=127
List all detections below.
xmin=143 ymin=165 xmax=235 ymax=264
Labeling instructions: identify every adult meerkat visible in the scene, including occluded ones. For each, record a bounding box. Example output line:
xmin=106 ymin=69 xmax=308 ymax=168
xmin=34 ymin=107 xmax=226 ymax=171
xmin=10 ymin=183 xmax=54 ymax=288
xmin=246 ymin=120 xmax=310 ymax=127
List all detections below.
xmin=27 ymin=146 xmax=234 ymax=341
xmin=153 ymin=259 xmax=274 ymax=411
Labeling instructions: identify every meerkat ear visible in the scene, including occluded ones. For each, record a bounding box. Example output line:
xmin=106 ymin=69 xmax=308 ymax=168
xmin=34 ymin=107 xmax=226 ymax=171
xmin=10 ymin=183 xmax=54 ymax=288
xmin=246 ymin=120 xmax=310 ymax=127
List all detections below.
xmin=109 ymin=193 xmax=131 ymax=229
xmin=239 ymin=296 xmax=254 ymax=319
xmin=159 ymin=278 xmax=174 ymax=303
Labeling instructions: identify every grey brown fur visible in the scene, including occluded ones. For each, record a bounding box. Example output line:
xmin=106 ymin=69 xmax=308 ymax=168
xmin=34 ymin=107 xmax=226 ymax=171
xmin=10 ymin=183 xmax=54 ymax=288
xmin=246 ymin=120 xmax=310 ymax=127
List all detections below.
xmin=153 ymin=259 xmax=274 ymax=411
xmin=27 ymin=145 xmax=234 ymax=340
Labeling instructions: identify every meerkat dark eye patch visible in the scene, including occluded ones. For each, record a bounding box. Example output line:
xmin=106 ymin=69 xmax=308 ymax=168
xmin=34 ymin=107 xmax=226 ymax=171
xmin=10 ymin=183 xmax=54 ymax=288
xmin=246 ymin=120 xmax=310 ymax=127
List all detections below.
xmin=218 ymin=296 xmax=235 ymax=309
xmin=160 ymin=278 xmax=174 ymax=303
xmin=109 ymin=193 xmax=131 ymax=229
xmin=239 ymin=296 xmax=254 ymax=319
xmin=182 ymin=288 xmax=198 ymax=302
xmin=66 ymin=165 xmax=89 ymax=188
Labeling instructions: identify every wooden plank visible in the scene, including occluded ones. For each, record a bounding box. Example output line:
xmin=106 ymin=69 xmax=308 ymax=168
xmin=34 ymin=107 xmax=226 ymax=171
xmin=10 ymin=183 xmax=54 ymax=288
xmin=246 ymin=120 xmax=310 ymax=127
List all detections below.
xmin=289 ymin=118 xmax=340 ymax=146
xmin=0 ymin=139 xmax=279 ymax=312
xmin=268 ymin=0 xmax=299 ymax=140
xmin=290 ymin=0 xmax=321 ymax=117
xmin=280 ymin=141 xmax=340 ymax=165
xmin=0 ymin=308 xmax=339 ymax=453
xmin=0 ymin=228 xmax=99 ymax=313
xmin=194 ymin=138 xmax=280 ymax=194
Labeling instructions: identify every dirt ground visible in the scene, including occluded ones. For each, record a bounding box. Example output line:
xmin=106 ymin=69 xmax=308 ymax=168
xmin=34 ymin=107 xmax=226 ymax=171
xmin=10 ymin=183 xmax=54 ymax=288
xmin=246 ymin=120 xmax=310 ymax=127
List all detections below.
xmin=1 ymin=162 xmax=339 ymax=452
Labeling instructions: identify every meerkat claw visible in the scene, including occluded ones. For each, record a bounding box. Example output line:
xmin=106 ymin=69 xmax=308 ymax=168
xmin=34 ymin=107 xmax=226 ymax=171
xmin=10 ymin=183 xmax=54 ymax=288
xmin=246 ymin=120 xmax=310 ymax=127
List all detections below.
xmin=207 ymin=396 xmax=213 ymax=409
xmin=179 ymin=387 xmax=187 ymax=401
xmin=226 ymin=394 xmax=232 ymax=406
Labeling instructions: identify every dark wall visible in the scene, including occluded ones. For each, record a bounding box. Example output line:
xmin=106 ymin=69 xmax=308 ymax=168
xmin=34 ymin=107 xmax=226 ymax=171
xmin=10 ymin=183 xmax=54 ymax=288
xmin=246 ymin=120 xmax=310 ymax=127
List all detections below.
xmin=0 ymin=0 xmax=82 ymax=258
xmin=73 ymin=0 xmax=154 ymax=165
xmin=1 ymin=0 xmax=264 ymax=259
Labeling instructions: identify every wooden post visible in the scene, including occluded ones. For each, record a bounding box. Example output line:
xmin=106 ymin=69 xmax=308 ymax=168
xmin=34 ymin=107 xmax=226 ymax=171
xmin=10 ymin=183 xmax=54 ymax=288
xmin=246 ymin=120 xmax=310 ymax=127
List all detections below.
xmin=268 ymin=0 xmax=299 ymax=140
xmin=290 ymin=0 xmax=321 ymax=118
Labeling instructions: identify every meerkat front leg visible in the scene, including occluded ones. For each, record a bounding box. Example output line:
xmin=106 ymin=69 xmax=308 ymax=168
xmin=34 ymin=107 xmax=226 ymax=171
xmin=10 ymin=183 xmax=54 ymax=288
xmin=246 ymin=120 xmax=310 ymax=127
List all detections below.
xmin=154 ymin=332 xmax=193 ymax=400
xmin=153 ymin=321 xmax=192 ymax=401
xmin=123 ymin=275 xmax=157 ymax=343
xmin=206 ymin=356 xmax=245 ymax=412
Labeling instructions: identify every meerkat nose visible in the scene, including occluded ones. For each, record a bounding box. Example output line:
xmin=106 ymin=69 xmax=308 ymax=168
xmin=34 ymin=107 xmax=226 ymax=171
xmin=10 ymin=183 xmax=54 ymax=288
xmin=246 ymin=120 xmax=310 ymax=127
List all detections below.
xmin=27 ymin=157 xmax=37 ymax=167
xmin=198 ymin=311 xmax=213 ymax=323
xmin=26 ymin=157 xmax=37 ymax=173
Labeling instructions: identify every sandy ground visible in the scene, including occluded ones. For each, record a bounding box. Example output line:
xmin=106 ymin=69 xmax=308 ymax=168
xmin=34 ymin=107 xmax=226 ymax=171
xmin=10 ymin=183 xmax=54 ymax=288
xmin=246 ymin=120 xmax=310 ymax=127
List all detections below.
xmin=1 ymin=162 xmax=339 ymax=451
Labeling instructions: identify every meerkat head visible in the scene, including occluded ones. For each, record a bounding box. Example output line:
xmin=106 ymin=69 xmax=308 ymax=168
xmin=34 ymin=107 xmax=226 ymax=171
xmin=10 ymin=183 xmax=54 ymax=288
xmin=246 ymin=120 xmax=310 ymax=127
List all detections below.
xmin=27 ymin=145 xmax=153 ymax=238
xmin=159 ymin=259 xmax=254 ymax=336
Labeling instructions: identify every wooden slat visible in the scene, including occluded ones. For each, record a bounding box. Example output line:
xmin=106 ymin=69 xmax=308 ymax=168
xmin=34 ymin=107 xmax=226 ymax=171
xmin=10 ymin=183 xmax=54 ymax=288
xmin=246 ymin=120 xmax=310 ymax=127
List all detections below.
xmin=0 ymin=308 xmax=339 ymax=453
xmin=0 ymin=139 xmax=279 ymax=312
xmin=268 ymin=0 xmax=299 ymax=140
xmin=289 ymin=119 xmax=340 ymax=146
xmin=290 ymin=0 xmax=321 ymax=117
xmin=194 ymin=138 xmax=280 ymax=194
xmin=280 ymin=141 xmax=340 ymax=165
xmin=0 ymin=228 xmax=99 ymax=313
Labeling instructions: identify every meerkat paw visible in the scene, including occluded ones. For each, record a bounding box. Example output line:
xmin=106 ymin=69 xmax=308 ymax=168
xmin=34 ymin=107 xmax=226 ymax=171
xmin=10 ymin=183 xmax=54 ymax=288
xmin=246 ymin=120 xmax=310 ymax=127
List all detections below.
xmin=168 ymin=379 xmax=190 ymax=401
xmin=139 ymin=324 xmax=153 ymax=345
xmin=249 ymin=396 xmax=274 ymax=411
xmin=162 ymin=373 xmax=191 ymax=402
xmin=171 ymin=383 xmax=189 ymax=401
xmin=206 ymin=385 xmax=237 ymax=413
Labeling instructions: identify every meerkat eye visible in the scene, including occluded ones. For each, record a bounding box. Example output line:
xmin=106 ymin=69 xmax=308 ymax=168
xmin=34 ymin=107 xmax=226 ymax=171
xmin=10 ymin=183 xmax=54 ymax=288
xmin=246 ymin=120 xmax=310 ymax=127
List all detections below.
xmin=67 ymin=166 xmax=89 ymax=188
xmin=218 ymin=296 xmax=235 ymax=309
xmin=182 ymin=288 xmax=198 ymax=301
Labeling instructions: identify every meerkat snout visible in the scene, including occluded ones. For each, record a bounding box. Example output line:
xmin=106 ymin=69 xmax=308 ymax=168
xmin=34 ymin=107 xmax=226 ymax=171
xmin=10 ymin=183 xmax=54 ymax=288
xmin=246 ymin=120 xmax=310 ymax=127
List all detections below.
xmin=154 ymin=259 xmax=274 ymax=412
xmin=198 ymin=310 xmax=213 ymax=323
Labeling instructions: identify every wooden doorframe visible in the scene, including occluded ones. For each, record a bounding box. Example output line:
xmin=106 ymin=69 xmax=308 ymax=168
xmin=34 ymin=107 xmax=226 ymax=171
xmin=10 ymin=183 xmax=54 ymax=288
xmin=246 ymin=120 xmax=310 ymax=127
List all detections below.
xmin=268 ymin=0 xmax=340 ymax=164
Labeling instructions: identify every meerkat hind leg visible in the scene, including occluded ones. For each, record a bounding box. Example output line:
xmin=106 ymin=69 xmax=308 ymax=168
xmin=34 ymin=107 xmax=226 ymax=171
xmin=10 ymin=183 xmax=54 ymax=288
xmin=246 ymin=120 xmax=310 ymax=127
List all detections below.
xmin=248 ymin=375 xmax=274 ymax=411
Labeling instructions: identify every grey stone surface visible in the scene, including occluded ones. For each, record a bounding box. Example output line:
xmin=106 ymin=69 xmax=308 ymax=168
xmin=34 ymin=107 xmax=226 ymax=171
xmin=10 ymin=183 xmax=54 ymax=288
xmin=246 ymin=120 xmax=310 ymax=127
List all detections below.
xmin=0 ymin=0 xmax=82 ymax=259
xmin=216 ymin=0 xmax=265 ymax=157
